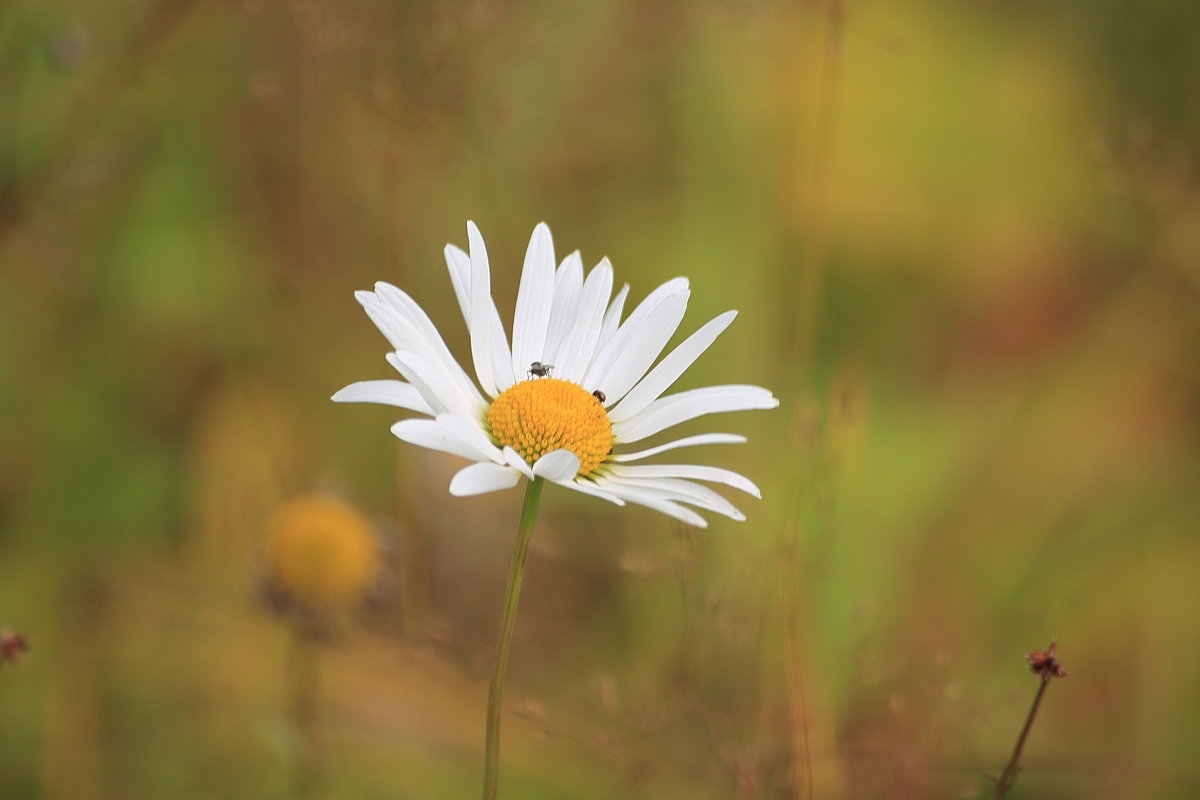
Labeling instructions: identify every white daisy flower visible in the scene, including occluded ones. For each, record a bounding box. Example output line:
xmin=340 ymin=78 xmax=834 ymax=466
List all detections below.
xmin=333 ymin=221 xmax=779 ymax=528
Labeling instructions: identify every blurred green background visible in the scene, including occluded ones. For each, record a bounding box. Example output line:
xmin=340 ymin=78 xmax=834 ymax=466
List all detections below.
xmin=2 ymin=1 xmax=1198 ymax=798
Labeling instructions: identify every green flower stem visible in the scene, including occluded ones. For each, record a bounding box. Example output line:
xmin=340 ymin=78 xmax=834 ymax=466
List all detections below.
xmin=483 ymin=476 xmax=545 ymax=800
xmin=286 ymin=625 xmax=323 ymax=800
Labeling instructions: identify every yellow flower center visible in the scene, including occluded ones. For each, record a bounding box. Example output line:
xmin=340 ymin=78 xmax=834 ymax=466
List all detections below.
xmin=487 ymin=377 xmax=613 ymax=477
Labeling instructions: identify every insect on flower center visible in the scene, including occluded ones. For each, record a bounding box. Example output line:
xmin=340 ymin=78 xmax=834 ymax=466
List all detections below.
xmin=487 ymin=377 xmax=613 ymax=477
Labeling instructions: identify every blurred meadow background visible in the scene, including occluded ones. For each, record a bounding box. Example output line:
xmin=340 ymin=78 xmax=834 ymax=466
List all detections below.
xmin=2 ymin=0 xmax=1199 ymax=798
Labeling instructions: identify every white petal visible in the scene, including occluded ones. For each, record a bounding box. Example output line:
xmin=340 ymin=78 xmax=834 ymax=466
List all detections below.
xmin=449 ymin=462 xmax=521 ymax=496
xmin=613 ymin=385 xmax=779 ymax=444
xmin=356 ymin=295 xmax=408 ymax=350
xmin=371 ymin=283 xmax=482 ymax=404
xmin=532 ymin=449 xmax=581 ymax=481
xmin=609 ymin=310 xmax=737 ymax=423
xmin=360 ymin=296 xmax=485 ymax=416
xmin=609 ymin=463 xmax=761 ymax=497
xmin=444 ymin=244 xmax=472 ymax=325
xmin=384 ymin=351 xmax=451 ymax=415
xmin=610 ymin=433 xmax=747 ymax=462
xmin=597 ymin=283 xmax=630 ymax=351
xmin=556 ymin=478 xmax=626 ymax=506
xmin=591 ymin=290 xmax=690 ymax=405
xmin=372 ymin=282 xmax=446 ymax=346
xmin=435 ymin=413 xmax=504 ymax=464
xmin=584 ymin=278 xmax=688 ymax=394
xmin=331 ymin=380 xmax=435 ymax=414
xmin=354 ymin=289 xmax=377 ymax=308
xmin=446 ymin=245 xmax=515 ymax=388
xmin=543 ymin=251 xmax=583 ymax=364
xmin=467 ymin=221 xmax=505 ymax=397
xmin=593 ymin=478 xmax=708 ymax=528
xmin=651 ymin=501 xmax=708 ymax=527
xmin=603 ymin=474 xmax=746 ymax=521
xmin=554 ymin=259 xmax=614 ymax=382
xmin=511 ymin=223 xmax=557 ymax=378
xmin=391 ymin=418 xmax=488 ymax=462
xmin=502 ymin=446 xmax=535 ymax=479
xmin=465 ymin=222 xmax=496 ymax=395
xmin=385 ymin=350 xmax=481 ymax=421
xmin=360 ymin=301 xmax=414 ymax=352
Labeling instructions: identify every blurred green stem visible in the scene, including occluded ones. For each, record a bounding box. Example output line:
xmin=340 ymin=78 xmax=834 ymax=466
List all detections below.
xmin=287 ymin=626 xmax=323 ymax=800
xmin=483 ymin=477 xmax=545 ymax=800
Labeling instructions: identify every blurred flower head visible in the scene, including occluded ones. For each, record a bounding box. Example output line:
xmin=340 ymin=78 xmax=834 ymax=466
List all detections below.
xmin=334 ymin=221 xmax=778 ymax=527
xmin=264 ymin=493 xmax=380 ymax=611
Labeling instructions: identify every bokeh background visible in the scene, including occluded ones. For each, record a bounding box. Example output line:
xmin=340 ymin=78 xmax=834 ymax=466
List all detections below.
xmin=2 ymin=1 xmax=1198 ymax=798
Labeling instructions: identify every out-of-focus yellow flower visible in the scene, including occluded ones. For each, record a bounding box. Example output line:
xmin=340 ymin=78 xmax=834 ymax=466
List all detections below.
xmin=264 ymin=493 xmax=379 ymax=609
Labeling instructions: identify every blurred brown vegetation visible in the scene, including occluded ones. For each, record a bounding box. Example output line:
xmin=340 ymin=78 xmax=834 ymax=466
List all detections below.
xmin=1 ymin=1 xmax=1198 ymax=798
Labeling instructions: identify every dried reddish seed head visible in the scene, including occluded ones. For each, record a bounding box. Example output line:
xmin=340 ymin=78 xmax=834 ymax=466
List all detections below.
xmin=1026 ymin=640 xmax=1067 ymax=680
xmin=0 ymin=629 xmax=29 ymax=666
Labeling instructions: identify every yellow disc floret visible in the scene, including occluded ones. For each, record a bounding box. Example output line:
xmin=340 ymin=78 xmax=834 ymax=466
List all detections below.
xmin=487 ymin=377 xmax=613 ymax=476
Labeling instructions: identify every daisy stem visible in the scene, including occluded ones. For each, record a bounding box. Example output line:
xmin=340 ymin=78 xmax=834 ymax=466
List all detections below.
xmin=483 ymin=476 xmax=545 ymax=800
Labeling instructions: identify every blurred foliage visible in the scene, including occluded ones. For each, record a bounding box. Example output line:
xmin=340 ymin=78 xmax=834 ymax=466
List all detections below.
xmin=2 ymin=1 xmax=1199 ymax=798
